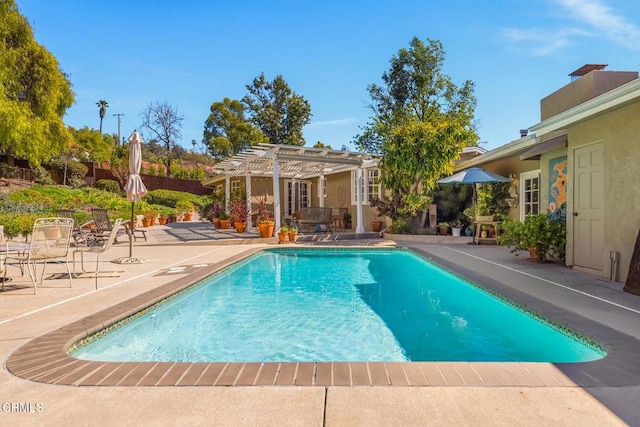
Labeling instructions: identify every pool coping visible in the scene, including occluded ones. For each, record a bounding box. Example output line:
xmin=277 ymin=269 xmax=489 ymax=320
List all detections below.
xmin=6 ymin=246 xmax=640 ymax=388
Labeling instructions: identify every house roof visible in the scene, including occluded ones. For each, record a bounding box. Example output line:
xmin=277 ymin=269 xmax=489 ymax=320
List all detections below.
xmin=452 ymin=134 xmax=538 ymax=171
xmin=520 ymin=132 xmax=567 ymax=160
xmin=203 ymin=143 xmax=379 ymax=186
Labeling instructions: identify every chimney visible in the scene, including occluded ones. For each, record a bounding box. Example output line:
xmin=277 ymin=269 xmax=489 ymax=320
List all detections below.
xmin=520 ymin=129 xmax=529 ymax=138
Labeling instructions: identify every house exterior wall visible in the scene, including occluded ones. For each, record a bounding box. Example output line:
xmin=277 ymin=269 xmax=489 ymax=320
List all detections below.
xmin=539 ymin=146 xmax=568 ymax=217
xmin=541 ymin=71 xmax=638 ymax=120
xmin=560 ymin=101 xmax=640 ymax=282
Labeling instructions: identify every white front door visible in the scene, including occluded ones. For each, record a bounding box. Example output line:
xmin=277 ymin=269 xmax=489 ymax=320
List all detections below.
xmin=573 ymin=143 xmax=604 ymax=270
xmin=284 ymin=181 xmax=310 ymax=217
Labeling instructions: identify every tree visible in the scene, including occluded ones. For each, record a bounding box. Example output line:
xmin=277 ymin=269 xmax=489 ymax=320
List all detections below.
xmin=312 ymin=141 xmax=333 ymax=149
xmin=140 ymin=101 xmax=183 ymax=177
xmin=96 ymin=100 xmax=108 ymax=134
xmin=0 ymin=0 xmax=75 ymax=166
xmin=355 ymin=37 xmax=478 ymax=197
xmin=68 ymin=126 xmax=113 ymax=162
xmin=203 ymin=98 xmax=266 ymax=160
xmin=242 ymin=73 xmax=311 ymax=146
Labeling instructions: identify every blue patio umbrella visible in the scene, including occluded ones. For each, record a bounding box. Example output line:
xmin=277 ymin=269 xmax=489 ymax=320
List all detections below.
xmin=437 ymin=168 xmax=510 ymax=241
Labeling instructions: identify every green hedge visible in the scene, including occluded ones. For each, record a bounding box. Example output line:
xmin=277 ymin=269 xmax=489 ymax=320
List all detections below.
xmin=144 ymin=189 xmax=205 ymax=209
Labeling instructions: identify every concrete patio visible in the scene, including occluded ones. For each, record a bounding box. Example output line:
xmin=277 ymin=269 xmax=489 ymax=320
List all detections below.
xmin=1 ymin=221 xmax=638 ymax=425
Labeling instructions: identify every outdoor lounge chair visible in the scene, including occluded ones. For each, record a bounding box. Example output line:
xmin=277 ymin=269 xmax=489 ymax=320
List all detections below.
xmin=55 ymin=209 xmax=94 ymax=245
xmin=90 ymin=208 xmax=146 ymax=243
xmin=72 ymin=218 xmax=123 ymax=289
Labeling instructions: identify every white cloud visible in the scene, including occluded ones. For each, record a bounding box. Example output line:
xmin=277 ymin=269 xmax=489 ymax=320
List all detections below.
xmin=501 ymin=27 xmax=590 ymax=56
xmin=501 ymin=0 xmax=640 ymax=55
xmin=307 ymin=118 xmax=358 ymax=128
xmin=554 ymin=0 xmax=640 ymax=49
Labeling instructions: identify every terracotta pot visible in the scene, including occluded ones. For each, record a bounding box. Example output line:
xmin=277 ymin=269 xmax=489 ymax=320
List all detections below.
xmin=158 ymin=216 xmax=167 ymax=225
xmin=219 ymin=219 xmax=230 ymax=229
xmin=528 ymin=246 xmax=544 ymax=263
xmin=439 ymin=227 xmax=449 ymax=236
xmin=43 ymin=226 xmax=61 ymax=239
xmin=234 ymin=221 xmax=247 ymax=233
xmin=277 ymin=232 xmax=287 ymax=244
xmin=288 ymin=232 xmax=297 ymax=243
xmin=258 ymin=222 xmax=274 ymax=238
xmin=372 ymin=221 xmax=383 ymax=232
xmin=183 ymin=212 xmax=193 ymax=221
xmin=142 ymin=218 xmax=152 ymax=227
xmin=212 ymin=217 xmax=221 ymax=229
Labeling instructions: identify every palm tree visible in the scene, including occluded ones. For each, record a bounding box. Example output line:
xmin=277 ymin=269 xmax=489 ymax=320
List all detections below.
xmin=96 ymin=100 xmax=109 ymax=134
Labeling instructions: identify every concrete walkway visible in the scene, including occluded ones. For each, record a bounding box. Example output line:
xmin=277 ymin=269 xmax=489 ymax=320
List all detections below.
xmin=1 ymin=222 xmax=638 ymax=425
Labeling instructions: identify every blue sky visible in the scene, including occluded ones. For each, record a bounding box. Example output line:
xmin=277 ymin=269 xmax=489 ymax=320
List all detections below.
xmin=15 ymin=0 xmax=640 ymax=151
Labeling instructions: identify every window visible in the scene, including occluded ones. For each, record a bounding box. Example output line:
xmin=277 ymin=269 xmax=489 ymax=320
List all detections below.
xmin=351 ymin=169 xmax=381 ymax=204
xmin=230 ymin=180 xmax=240 ymax=194
xmin=520 ymin=170 xmax=540 ymax=220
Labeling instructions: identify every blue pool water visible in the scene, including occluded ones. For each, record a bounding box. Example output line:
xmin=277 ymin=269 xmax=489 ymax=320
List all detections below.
xmin=73 ymin=249 xmax=604 ymax=363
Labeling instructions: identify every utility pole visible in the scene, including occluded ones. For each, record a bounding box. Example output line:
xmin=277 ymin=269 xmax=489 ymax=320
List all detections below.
xmin=113 ymin=113 xmax=125 ymax=145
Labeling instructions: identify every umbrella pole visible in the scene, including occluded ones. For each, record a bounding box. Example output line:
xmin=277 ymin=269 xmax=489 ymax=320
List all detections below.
xmin=129 ymin=201 xmax=134 ymax=258
xmin=473 ymin=183 xmax=477 ymax=244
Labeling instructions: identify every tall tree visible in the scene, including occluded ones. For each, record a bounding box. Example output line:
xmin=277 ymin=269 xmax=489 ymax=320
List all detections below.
xmin=203 ymin=97 xmax=266 ymax=160
xmin=140 ymin=101 xmax=183 ymax=176
xmin=356 ymin=37 xmax=478 ymax=197
xmin=96 ymin=100 xmax=108 ymax=134
xmin=242 ymin=73 xmax=311 ymax=146
xmin=68 ymin=126 xmax=113 ymax=162
xmin=0 ymin=0 xmax=75 ymax=166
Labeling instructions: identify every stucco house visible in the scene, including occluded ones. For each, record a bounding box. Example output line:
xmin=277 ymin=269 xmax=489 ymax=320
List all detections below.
xmin=455 ymin=64 xmax=640 ymax=283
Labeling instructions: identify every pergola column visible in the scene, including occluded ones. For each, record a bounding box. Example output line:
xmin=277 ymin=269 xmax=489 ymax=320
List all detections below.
xmin=273 ymin=158 xmax=281 ymax=232
xmin=319 ymin=174 xmax=325 ymax=207
xmin=356 ymin=167 xmax=364 ymax=234
xmin=245 ymin=172 xmax=252 ymax=233
xmin=225 ymin=177 xmax=230 ymax=212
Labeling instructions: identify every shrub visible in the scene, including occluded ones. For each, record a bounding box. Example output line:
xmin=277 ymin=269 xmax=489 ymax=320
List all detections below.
xmin=497 ymin=213 xmax=566 ymax=262
xmin=33 ymin=167 xmax=55 ymax=185
xmin=175 ymin=199 xmax=195 ymax=213
xmin=0 ymin=163 xmax=20 ymax=178
xmin=0 ymin=213 xmax=38 ymax=239
xmin=95 ymin=179 xmax=122 ymax=194
xmin=145 ymin=189 xmax=202 ymax=208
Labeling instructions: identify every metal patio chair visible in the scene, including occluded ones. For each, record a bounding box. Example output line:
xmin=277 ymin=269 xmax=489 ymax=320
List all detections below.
xmin=72 ymin=218 xmax=123 ymax=290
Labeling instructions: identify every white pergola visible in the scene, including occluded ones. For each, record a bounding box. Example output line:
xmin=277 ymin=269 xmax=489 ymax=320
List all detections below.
xmin=204 ymin=143 xmax=379 ymax=234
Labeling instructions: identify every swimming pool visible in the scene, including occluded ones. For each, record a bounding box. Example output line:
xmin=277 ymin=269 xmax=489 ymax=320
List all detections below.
xmin=72 ymin=248 xmax=604 ymax=363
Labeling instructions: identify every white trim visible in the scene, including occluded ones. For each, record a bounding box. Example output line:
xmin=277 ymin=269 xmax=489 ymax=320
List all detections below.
xmin=520 ymin=170 xmax=540 ymax=221
xmin=351 ymin=168 xmax=381 ymax=205
xmin=454 ymin=135 xmax=538 ymax=171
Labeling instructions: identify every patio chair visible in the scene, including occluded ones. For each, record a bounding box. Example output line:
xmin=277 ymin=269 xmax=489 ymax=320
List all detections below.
xmin=55 ymin=209 xmax=94 ymax=245
xmin=90 ymin=208 xmax=145 ymax=243
xmin=2 ymin=217 xmax=74 ymax=294
xmin=72 ymin=218 xmax=123 ymax=290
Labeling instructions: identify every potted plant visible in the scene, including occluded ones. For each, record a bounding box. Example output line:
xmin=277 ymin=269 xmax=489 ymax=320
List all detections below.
xmin=176 ymin=200 xmax=195 ymax=221
xmin=277 ymin=226 xmax=289 ymax=244
xmin=230 ymin=198 xmax=249 ymax=233
xmin=219 ymin=211 xmax=231 ymax=229
xmin=256 ymin=195 xmax=275 ymax=238
xmin=209 ymin=201 xmax=223 ymax=229
xmin=497 ymin=213 xmax=566 ymax=263
xmin=450 ymin=219 xmax=462 ymax=237
xmin=287 ymin=226 xmax=298 ymax=243
xmin=342 ymin=212 xmax=351 ymax=230
xmin=437 ymin=221 xmax=450 ymax=236
xmin=142 ymin=210 xmax=158 ymax=227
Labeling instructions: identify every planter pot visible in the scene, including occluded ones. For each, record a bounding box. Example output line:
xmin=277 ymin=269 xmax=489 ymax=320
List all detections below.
xmin=212 ymin=217 xmax=221 ymax=229
xmin=480 ymin=230 xmax=488 ymax=238
xmin=258 ymin=222 xmax=275 ymax=238
xmin=277 ymin=232 xmax=287 ymax=244
xmin=158 ymin=216 xmax=168 ymax=225
xmin=169 ymin=214 xmax=177 ymax=223
xmin=372 ymin=221 xmax=383 ymax=232
xmin=439 ymin=227 xmax=449 ymax=236
xmin=183 ymin=212 xmax=193 ymax=222
xmin=528 ymin=246 xmax=544 ymax=263
xmin=142 ymin=218 xmax=152 ymax=227
xmin=288 ymin=232 xmax=298 ymax=243
xmin=43 ymin=226 xmax=61 ymax=239
xmin=464 ymin=226 xmax=474 ymax=237
xmin=219 ymin=219 xmax=230 ymax=229
xmin=451 ymin=227 xmax=462 ymax=237
xmin=234 ymin=221 xmax=247 ymax=233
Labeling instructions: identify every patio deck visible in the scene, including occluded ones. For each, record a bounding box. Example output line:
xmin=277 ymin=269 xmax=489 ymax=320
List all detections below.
xmin=1 ymin=221 xmax=638 ymax=425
